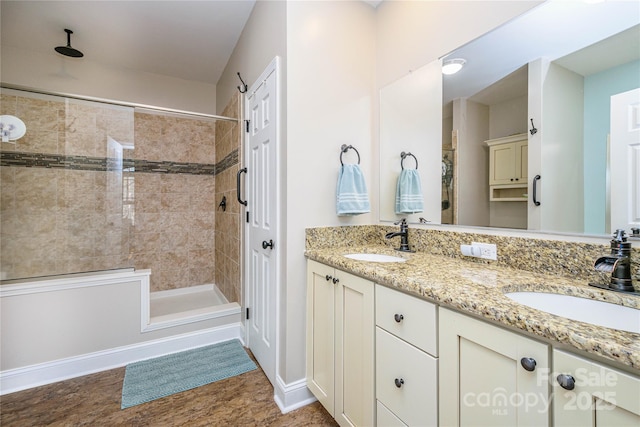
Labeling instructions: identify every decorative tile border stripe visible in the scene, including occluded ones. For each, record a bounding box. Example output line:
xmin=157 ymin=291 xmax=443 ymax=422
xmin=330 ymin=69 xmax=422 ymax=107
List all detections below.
xmin=0 ymin=149 xmax=239 ymax=176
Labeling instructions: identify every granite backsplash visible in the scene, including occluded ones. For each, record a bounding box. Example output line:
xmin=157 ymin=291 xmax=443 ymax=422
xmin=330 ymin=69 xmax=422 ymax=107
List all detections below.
xmin=305 ymin=225 xmax=639 ymax=291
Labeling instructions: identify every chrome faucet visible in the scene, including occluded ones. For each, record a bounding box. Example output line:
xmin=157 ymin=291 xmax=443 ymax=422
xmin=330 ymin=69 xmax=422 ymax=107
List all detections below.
xmin=385 ymin=219 xmax=413 ymax=252
xmin=593 ymin=229 xmax=634 ymax=293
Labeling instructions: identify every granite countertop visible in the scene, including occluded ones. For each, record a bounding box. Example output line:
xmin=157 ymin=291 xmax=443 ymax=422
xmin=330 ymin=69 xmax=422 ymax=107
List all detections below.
xmin=305 ymin=245 xmax=640 ymax=372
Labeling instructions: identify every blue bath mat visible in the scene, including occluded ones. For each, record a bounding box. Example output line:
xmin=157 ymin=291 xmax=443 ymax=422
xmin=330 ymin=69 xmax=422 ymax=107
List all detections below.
xmin=121 ymin=339 xmax=257 ymax=409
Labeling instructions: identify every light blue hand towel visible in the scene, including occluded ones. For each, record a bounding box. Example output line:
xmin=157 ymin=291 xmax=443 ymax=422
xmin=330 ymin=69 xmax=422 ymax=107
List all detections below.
xmin=395 ymin=169 xmax=424 ymax=214
xmin=336 ymin=164 xmax=371 ymax=216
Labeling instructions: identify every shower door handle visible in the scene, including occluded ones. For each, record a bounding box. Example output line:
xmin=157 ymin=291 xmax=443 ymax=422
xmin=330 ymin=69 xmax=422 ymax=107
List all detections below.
xmin=236 ymin=167 xmax=247 ymax=206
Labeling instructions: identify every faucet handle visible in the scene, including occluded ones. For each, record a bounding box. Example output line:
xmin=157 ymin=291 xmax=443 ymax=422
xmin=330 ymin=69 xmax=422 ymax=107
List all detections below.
xmin=612 ymin=229 xmax=627 ymax=242
xmin=393 ymin=218 xmax=407 ymax=226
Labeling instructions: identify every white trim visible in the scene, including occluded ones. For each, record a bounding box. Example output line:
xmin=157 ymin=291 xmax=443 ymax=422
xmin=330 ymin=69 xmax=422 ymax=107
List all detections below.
xmin=0 ymin=269 xmax=151 ymax=297
xmin=273 ymin=375 xmax=317 ymax=414
xmin=0 ymin=323 xmax=243 ymax=396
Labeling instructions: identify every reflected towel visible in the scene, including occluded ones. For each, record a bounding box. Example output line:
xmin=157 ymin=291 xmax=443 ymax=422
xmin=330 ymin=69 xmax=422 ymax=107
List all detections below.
xmin=395 ymin=169 xmax=424 ymax=214
xmin=336 ymin=164 xmax=370 ymax=216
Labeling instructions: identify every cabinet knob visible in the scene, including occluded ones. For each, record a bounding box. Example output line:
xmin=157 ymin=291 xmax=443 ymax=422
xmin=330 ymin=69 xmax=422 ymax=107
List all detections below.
xmin=394 ymin=313 xmax=404 ymax=323
xmin=325 ymin=275 xmax=332 ymax=281
xmin=510 ymin=178 xmax=514 ymax=181
xmin=557 ymin=374 xmax=576 ymax=391
xmin=520 ymin=357 xmax=536 ymax=372
xmin=332 ymin=277 xmax=339 ymax=284
xmin=394 ymin=378 xmax=404 ymax=388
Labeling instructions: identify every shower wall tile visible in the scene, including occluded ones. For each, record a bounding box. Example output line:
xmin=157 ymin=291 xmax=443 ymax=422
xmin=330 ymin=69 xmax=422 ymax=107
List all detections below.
xmin=131 ymin=112 xmax=217 ymax=292
xmin=0 ymin=92 xmax=227 ymax=291
xmin=17 ymin=97 xmax=61 ymax=133
xmin=214 ymin=93 xmax=241 ymax=304
xmin=0 ymin=94 xmax=18 ymax=114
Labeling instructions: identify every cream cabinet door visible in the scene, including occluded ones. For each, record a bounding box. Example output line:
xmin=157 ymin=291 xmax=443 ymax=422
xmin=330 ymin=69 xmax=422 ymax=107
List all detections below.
xmin=488 ymin=135 xmax=528 ymax=186
xmin=335 ymin=270 xmax=375 ymax=427
xmin=306 ymin=260 xmax=375 ymax=427
xmin=306 ymin=260 xmax=336 ymax=415
xmin=490 ymin=142 xmax=517 ymax=185
xmin=553 ymin=349 xmax=640 ymax=426
xmin=439 ymin=308 xmax=550 ymax=427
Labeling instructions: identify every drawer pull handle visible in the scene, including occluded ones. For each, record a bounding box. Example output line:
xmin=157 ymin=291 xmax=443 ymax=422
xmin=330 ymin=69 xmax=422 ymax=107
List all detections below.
xmin=332 ymin=277 xmax=340 ymax=284
xmin=325 ymin=275 xmax=332 ymax=281
xmin=394 ymin=314 xmax=404 ymax=323
xmin=394 ymin=378 xmax=404 ymax=388
xmin=520 ymin=357 xmax=536 ymax=372
xmin=557 ymin=374 xmax=575 ymax=391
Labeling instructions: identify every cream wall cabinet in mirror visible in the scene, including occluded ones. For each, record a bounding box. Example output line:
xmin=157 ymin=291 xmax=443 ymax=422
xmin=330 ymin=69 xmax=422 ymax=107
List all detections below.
xmin=378 ymin=1 xmax=640 ymax=237
xmin=487 ymin=134 xmax=528 ymax=187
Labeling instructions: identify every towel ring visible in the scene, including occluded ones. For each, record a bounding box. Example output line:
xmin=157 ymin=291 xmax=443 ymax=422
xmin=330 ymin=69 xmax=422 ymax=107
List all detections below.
xmin=340 ymin=144 xmax=361 ymax=165
xmin=400 ymin=151 xmax=418 ymax=170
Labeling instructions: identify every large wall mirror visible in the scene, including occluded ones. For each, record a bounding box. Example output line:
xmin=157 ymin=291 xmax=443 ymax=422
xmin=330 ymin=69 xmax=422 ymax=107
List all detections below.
xmin=379 ymin=0 xmax=640 ymax=237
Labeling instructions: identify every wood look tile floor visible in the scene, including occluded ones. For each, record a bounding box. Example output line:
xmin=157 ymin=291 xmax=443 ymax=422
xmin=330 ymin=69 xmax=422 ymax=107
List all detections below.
xmin=1 ymin=350 xmax=338 ymax=427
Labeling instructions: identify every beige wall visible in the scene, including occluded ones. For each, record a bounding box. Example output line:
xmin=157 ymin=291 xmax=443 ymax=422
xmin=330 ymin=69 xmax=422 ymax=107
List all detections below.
xmin=285 ymin=0 xmax=377 ymax=384
xmin=1 ymin=46 xmax=217 ymax=114
xmin=217 ymin=0 xmax=287 ymax=115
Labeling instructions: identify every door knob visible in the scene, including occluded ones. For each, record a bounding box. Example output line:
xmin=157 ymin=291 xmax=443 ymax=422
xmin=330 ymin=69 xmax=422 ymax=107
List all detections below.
xmin=262 ymin=240 xmax=274 ymax=250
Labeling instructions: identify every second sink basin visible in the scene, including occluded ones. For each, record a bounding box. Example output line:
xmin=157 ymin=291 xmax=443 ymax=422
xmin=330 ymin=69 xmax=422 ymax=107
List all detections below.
xmin=505 ymin=292 xmax=640 ymax=334
xmin=344 ymin=253 xmax=406 ymax=263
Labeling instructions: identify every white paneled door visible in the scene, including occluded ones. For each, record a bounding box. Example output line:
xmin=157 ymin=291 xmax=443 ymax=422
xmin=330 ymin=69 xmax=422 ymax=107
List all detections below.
xmin=245 ymin=58 xmax=279 ymax=386
xmin=610 ymin=88 xmax=640 ymax=233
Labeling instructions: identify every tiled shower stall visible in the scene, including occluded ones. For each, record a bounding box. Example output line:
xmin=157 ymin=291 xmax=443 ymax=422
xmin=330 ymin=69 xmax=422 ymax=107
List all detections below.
xmin=0 ymin=88 xmax=242 ymax=304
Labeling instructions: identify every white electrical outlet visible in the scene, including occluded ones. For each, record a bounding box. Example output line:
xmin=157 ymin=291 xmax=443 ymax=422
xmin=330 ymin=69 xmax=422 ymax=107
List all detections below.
xmin=472 ymin=242 xmax=497 ymax=260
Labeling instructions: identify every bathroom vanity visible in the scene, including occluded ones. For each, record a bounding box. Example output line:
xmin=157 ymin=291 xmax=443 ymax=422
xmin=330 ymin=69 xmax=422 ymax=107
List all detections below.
xmin=305 ymin=238 xmax=640 ymax=427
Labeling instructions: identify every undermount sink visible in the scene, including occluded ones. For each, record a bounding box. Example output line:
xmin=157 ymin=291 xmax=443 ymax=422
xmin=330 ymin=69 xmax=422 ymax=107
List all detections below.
xmin=505 ymin=292 xmax=640 ymax=334
xmin=343 ymin=253 xmax=407 ymax=263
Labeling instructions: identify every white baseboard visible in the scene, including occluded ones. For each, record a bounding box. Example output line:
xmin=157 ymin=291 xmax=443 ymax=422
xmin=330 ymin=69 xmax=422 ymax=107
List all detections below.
xmin=0 ymin=322 xmax=243 ymax=396
xmin=273 ymin=375 xmax=317 ymax=414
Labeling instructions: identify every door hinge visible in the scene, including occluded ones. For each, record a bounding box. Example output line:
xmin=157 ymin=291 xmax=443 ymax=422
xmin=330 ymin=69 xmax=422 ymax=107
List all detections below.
xmin=246 ymin=307 xmax=250 ymax=319
xmin=246 ymin=211 xmax=250 ymax=223
xmin=245 ymin=120 xmax=250 ymax=133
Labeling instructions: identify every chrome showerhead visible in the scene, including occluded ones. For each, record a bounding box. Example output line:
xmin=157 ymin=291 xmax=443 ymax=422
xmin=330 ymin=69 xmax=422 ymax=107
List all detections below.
xmin=55 ymin=29 xmax=84 ymax=58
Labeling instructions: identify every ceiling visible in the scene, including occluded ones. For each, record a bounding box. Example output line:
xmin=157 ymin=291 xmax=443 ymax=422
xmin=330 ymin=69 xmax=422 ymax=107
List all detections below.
xmin=1 ymin=1 xmax=257 ymax=85
xmin=1 ymin=1 xmax=383 ymax=87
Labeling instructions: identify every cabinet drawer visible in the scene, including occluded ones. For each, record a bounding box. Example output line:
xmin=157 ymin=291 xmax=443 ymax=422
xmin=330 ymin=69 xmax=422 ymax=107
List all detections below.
xmin=377 ymin=400 xmax=407 ymax=427
xmin=376 ymin=284 xmax=437 ymax=356
xmin=376 ymin=327 xmax=438 ymax=427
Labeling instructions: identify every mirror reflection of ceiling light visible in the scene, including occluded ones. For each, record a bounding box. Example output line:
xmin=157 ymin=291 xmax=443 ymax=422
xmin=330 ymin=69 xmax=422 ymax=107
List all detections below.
xmin=442 ymin=58 xmax=466 ymax=75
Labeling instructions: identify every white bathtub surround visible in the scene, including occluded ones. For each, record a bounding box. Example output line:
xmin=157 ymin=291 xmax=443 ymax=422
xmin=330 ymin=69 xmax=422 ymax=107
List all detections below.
xmin=0 ymin=270 xmax=242 ymax=395
xmin=143 ymin=284 xmax=241 ymax=332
